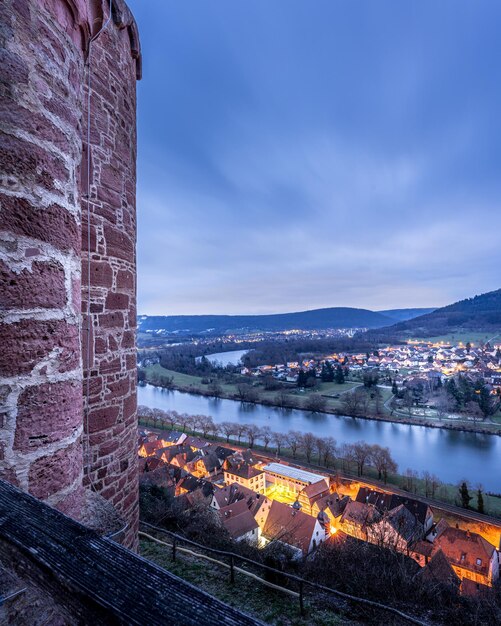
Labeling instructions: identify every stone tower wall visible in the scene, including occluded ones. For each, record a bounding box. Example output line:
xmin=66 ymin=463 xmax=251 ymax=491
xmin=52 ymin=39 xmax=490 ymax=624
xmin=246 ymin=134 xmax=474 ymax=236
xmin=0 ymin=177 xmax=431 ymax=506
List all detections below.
xmin=0 ymin=0 xmax=140 ymax=548
xmin=81 ymin=0 xmax=140 ymax=548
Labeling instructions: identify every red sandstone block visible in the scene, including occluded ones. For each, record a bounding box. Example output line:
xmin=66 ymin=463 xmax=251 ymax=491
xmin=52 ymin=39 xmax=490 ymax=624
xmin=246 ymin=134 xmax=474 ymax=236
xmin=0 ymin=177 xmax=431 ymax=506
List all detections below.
xmin=14 ymin=380 xmax=82 ymax=452
xmin=105 ymin=291 xmax=129 ymax=310
xmin=0 ymin=46 xmax=29 ymax=85
xmin=121 ymin=330 xmax=135 ymax=349
xmin=123 ymin=391 xmax=137 ymax=419
xmin=116 ymin=269 xmax=134 ymax=291
xmin=0 ymin=319 xmax=80 ymax=376
xmin=108 ymin=335 xmax=119 ymax=352
xmin=0 ymin=195 xmax=80 ymax=253
xmin=28 ymin=440 xmax=82 ymax=500
xmin=105 ymin=377 xmax=130 ymax=399
xmin=87 ymin=405 xmax=119 ymax=433
xmin=99 ymin=440 xmax=119 ymax=456
xmin=99 ymin=312 xmax=124 ymax=329
xmin=86 ymin=261 xmax=113 ymax=288
xmin=0 ymin=259 xmax=66 ymax=310
xmin=94 ymin=337 xmax=107 ymax=355
xmin=103 ymin=224 xmax=133 ymax=262
xmin=0 ymin=134 xmax=68 ymax=195
xmin=125 ymin=354 xmax=136 ymax=370
xmin=99 ymin=357 xmax=121 ymax=375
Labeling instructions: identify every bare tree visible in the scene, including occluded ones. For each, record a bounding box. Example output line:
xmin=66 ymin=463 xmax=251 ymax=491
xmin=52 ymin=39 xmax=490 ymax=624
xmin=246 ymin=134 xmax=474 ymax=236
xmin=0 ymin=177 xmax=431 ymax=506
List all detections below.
xmin=304 ymin=393 xmax=327 ymax=413
xmin=321 ymin=437 xmax=337 ymax=468
xmin=435 ymin=389 xmax=454 ymax=420
xmin=151 ymin=408 xmax=165 ymax=429
xmin=260 ymin=426 xmax=272 ymax=450
xmin=235 ymin=423 xmax=247 ymax=445
xmin=370 ymin=445 xmax=397 ymax=483
xmin=274 ymin=389 xmax=293 ymax=409
xmin=245 ymin=424 xmax=261 ymax=448
xmin=177 ymin=413 xmax=191 ymax=433
xmin=299 ymin=432 xmax=316 ymax=464
xmin=219 ymin=421 xmax=237 ymax=443
xmin=286 ymin=430 xmax=302 ymax=459
xmin=271 ymin=431 xmax=286 ymax=456
xmin=351 ymin=441 xmax=372 ymax=477
xmin=138 ymin=405 xmax=153 ymax=424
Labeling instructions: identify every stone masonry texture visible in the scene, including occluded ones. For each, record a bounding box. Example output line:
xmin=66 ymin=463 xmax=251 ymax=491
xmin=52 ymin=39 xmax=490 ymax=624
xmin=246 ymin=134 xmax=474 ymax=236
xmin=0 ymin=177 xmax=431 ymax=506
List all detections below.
xmin=0 ymin=0 xmax=141 ymax=550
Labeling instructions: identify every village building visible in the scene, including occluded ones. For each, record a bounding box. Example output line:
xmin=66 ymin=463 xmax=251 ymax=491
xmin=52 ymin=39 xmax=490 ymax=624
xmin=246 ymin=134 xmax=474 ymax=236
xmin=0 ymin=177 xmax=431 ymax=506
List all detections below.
xmin=224 ymin=463 xmax=266 ymax=493
xmin=367 ymin=504 xmax=424 ymax=553
xmin=255 ymin=499 xmax=325 ymax=557
xmin=217 ymin=498 xmax=261 ymax=544
xmin=356 ymin=487 xmax=433 ymax=533
xmin=262 ymin=463 xmax=329 ymax=501
xmin=432 ymin=525 xmax=499 ymax=588
xmin=339 ymin=500 xmax=380 ymax=541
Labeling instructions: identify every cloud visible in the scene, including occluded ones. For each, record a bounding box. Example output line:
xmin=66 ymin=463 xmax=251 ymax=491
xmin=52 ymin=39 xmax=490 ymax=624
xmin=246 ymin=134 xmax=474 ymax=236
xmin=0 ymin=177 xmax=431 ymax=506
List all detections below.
xmin=130 ymin=0 xmax=501 ymax=314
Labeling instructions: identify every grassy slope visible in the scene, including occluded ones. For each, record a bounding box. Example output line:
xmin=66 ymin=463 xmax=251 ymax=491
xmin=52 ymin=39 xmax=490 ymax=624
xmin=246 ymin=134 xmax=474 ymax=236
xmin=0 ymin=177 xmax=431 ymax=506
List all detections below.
xmin=140 ymin=539 xmax=352 ymax=626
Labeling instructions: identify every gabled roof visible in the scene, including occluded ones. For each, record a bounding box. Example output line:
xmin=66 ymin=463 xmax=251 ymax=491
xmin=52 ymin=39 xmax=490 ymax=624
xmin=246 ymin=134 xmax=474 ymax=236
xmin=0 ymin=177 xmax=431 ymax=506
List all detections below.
xmin=380 ymin=504 xmax=422 ymax=542
xmin=418 ymin=549 xmax=460 ymax=587
xmin=262 ymin=501 xmax=319 ymax=555
xmin=220 ymin=507 xmax=259 ymax=540
xmin=301 ymin=480 xmax=329 ymax=502
xmin=341 ymin=501 xmax=379 ymax=528
xmin=225 ymin=462 xmax=263 ymax=480
xmin=213 ymin=483 xmax=256 ymax=509
xmin=356 ymin=487 xmax=431 ymax=526
xmin=433 ymin=527 xmax=496 ymax=577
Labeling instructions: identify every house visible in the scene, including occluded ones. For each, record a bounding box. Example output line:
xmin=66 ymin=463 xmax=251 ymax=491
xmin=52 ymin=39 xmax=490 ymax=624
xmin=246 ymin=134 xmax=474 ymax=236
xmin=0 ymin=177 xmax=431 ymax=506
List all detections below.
xmin=356 ymin=487 xmax=433 ymax=533
xmin=176 ymin=474 xmax=214 ymax=498
xmin=138 ymin=439 xmax=164 ymax=458
xmin=217 ymin=498 xmax=260 ymax=544
xmin=211 ymin=483 xmax=260 ymax=511
xmin=339 ymin=501 xmax=380 ymax=541
xmin=312 ymin=493 xmax=350 ymax=525
xmin=298 ymin=480 xmax=330 ymax=515
xmin=256 ymin=500 xmax=325 ymax=557
xmin=224 ymin=463 xmax=266 ymax=494
xmin=432 ymin=525 xmax=499 ymax=587
xmin=367 ymin=504 xmax=423 ymax=553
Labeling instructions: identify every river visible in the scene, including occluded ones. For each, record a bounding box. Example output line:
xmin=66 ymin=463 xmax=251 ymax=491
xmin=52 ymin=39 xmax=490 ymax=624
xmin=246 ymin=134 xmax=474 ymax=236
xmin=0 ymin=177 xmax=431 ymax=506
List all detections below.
xmin=138 ymin=384 xmax=501 ymax=492
xmin=196 ymin=349 xmax=249 ymax=367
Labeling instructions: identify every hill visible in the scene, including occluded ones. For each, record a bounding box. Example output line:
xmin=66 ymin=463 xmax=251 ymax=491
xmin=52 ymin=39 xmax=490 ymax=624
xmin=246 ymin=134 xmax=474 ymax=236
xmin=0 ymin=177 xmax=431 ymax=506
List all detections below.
xmin=368 ymin=289 xmax=501 ymax=340
xmin=378 ymin=308 xmax=436 ymax=322
xmin=138 ymin=307 xmax=395 ymax=335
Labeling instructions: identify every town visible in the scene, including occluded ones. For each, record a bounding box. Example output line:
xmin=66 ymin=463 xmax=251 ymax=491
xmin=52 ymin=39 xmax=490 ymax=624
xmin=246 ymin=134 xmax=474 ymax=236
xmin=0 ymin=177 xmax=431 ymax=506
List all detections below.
xmin=138 ymin=420 xmax=501 ymax=600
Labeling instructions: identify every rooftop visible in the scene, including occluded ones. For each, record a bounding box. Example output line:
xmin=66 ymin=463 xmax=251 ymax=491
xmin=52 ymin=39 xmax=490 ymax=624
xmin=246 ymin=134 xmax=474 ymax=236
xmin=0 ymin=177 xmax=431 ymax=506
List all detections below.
xmin=263 ymin=463 xmax=327 ymax=485
xmin=0 ymin=479 xmax=262 ymax=626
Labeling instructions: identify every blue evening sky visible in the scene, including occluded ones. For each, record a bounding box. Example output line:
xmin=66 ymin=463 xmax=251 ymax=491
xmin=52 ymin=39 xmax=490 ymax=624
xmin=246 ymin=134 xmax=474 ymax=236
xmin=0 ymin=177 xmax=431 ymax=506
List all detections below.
xmin=128 ymin=1 xmax=501 ymax=315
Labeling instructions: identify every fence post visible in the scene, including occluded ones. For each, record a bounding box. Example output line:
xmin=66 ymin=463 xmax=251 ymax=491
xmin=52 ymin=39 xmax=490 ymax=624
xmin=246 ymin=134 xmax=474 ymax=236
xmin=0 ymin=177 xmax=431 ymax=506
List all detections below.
xmin=172 ymin=537 xmax=176 ymax=562
xmin=299 ymin=580 xmax=305 ymax=616
xmin=229 ymin=555 xmax=235 ymax=584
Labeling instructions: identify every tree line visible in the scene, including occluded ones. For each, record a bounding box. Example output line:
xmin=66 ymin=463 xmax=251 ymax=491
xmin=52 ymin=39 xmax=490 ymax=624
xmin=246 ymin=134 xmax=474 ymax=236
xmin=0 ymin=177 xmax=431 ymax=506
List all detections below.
xmin=138 ymin=405 xmax=398 ymax=482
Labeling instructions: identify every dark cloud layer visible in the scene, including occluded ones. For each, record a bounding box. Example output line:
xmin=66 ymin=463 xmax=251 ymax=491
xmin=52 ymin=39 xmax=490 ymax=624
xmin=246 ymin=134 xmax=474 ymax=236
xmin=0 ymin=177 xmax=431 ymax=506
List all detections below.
xmin=129 ymin=0 xmax=501 ymax=315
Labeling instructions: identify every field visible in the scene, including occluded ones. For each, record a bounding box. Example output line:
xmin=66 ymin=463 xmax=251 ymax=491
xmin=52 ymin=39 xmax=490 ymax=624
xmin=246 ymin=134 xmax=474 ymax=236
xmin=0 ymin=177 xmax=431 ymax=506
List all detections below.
xmin=409 ymin=331 xmax=501 ymax=346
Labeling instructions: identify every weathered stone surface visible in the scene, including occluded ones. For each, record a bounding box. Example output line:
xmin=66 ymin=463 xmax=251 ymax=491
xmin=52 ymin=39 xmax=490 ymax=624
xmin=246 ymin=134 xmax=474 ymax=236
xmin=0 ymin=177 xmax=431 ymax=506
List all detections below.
xmin=0 ymin=260 xmax=66 ymax=310
xmin=0 ymin=195 xmax=80 ymax=253
xmin=0 ymin=319 xmax=80 ymax=376
xmin=28 ymin=440 xmax=82 ymax=500
xmin=14 ymin=381 xmax=82 ymax=452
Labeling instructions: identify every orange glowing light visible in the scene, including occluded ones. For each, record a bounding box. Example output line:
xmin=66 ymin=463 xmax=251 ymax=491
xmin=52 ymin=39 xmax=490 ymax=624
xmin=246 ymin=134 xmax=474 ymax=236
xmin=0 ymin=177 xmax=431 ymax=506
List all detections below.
xmin=330 ymin=527 xmax=337 ymax=535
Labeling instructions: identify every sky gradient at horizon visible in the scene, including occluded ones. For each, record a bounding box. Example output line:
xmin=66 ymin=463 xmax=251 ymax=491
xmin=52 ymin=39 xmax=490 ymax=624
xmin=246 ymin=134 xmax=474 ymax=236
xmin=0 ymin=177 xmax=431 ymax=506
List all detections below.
xmin=129 ymin=0 xmax=501 ymax=315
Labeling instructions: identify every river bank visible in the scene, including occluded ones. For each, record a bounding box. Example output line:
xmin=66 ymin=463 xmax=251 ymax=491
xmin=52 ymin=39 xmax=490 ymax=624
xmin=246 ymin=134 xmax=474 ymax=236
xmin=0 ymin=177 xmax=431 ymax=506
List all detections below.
xmin=142 ymin=376 xmax=501 ymax=438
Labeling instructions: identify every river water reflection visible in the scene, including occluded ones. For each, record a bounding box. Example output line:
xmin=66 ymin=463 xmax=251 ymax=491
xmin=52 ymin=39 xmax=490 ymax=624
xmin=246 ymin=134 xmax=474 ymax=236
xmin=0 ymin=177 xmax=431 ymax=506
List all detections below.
xmin=138 ymin=384 xmax=501 ymax=492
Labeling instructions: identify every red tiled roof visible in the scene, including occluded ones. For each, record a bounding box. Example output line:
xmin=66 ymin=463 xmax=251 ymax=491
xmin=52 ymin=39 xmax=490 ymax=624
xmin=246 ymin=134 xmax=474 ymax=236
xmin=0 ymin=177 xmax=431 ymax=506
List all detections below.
xmin=263 ymin=501 xmax=319 ymax=555
xmin=433 ymin=527 xmax=496 ymax=578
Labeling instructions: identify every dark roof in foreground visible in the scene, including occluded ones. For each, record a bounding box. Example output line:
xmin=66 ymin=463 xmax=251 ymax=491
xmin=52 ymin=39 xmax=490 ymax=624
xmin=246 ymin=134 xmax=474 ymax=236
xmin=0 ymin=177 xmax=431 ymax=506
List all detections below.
xmin=0 ymin=479 xmax=263 ymax=626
